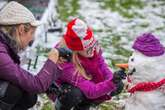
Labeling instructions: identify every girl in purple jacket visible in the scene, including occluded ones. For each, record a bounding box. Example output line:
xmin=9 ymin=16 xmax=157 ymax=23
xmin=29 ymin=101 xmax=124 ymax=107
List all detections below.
xmin=52 ymin=18 xmax=125 ymax=110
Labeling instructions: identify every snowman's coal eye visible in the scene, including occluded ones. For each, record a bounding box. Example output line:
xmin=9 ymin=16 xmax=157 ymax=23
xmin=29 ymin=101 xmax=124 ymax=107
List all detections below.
xmin=131 ymin=58 xmax=134 ymax=62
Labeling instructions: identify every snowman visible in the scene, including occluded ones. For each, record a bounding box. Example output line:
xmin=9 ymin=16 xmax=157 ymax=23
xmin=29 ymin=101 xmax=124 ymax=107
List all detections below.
xmin=118 ymin=33 xmax=165 ymax=110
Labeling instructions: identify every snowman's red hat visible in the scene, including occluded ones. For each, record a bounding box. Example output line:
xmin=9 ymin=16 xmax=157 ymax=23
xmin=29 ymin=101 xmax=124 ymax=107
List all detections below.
xmin=133 ymin=33 xmax=165 ymax=57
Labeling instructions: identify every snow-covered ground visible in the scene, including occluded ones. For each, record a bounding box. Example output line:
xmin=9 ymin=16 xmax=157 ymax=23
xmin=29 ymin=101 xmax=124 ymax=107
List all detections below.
xmin=77 ymin=0 xmax=165 ymax=61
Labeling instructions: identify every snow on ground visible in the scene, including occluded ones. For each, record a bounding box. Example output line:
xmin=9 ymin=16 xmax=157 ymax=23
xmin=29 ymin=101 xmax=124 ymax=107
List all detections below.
xmin=77 ymin=0 xmax=165 ymax=56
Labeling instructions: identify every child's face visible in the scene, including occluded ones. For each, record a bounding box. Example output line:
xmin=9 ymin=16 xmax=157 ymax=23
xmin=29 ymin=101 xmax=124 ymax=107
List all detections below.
xmin=78 ymin=41 xmax=98 ymax=58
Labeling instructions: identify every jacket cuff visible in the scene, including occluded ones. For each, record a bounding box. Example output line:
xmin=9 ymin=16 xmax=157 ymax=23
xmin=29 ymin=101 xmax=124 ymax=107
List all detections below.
xmin=44 ymin=59 xmax=62 ymax=80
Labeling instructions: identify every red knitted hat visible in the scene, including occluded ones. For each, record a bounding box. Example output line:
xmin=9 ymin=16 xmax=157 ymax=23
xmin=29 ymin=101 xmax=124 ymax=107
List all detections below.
xmin=64 ymin=18 xmax=96 ymax=51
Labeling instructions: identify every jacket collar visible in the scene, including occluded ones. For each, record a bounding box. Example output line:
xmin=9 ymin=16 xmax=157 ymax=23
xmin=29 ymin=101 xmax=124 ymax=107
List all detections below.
xmin=0 ymin=30 xmax=20 ymax=64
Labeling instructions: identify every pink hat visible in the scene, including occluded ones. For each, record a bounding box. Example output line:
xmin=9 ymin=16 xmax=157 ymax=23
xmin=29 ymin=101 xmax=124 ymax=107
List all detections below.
xmin=64 ymin=18 xmax=96 ymax=51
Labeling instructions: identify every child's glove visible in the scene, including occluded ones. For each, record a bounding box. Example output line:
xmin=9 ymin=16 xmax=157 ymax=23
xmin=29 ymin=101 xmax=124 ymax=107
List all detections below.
xmin=57 ymin=48 xmax=72 ymax=62
xmin=112 ymin=69 xmax=126 ymax=84
xmin=111 ymin=80 xmax=124 ymax=96
xmin=110 ymin=69 xmax=126 ymax=96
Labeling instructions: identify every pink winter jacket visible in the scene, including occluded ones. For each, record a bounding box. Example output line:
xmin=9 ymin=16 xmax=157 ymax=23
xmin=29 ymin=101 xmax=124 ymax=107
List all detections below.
xmin=55 ymin=50 xmax=116 ymax=102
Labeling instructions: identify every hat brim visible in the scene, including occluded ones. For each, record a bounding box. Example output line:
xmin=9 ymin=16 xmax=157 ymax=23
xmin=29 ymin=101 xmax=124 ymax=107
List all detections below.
xmin=30 ymin=20 xmax=42 ymax=27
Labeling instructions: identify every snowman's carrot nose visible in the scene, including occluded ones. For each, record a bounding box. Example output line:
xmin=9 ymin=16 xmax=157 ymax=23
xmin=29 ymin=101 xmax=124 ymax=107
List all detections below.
xmin=115 ymin=63 xmax=128 ymax=69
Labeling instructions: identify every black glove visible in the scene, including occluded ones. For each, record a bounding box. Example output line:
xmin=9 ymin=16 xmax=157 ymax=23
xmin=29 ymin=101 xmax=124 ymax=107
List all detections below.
xmin=110 ymin=69 xmax=126 ymax=96
xmin=57 ymin=48 xmax=72 ymax=62
xmin=111 ymin=80 xmax=124 ymax=96
xmin=112 ymin=69 xmax=126 ymax=84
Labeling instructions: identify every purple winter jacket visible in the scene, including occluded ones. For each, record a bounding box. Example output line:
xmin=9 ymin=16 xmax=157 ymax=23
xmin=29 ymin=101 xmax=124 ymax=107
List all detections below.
xmin=0 ymin=31 xmax=61 ymax=93
xmin=56 ymin=49 xmax=116 ymax=102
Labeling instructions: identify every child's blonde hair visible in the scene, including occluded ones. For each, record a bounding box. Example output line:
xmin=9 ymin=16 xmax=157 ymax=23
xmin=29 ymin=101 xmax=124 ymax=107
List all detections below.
xmin=57 ymin=38 xmax=91 ymax=80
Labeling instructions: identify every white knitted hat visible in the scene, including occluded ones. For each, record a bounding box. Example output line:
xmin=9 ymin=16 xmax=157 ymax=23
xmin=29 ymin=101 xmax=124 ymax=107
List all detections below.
xmin=0 ymin=1 xmax=41 ymax=26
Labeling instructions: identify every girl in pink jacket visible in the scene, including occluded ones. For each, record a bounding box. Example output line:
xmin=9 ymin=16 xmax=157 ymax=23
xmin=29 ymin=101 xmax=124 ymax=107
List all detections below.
xmin=51 ymin=18 xmax=125 ymax=110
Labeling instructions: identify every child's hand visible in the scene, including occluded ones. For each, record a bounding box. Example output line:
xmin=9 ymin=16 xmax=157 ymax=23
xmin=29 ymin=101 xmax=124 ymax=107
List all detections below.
xmin=112 ymin=69 xmax=127 ymax=84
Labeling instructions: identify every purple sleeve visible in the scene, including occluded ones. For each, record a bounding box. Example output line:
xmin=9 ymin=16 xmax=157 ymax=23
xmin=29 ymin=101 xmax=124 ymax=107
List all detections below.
xmin=98 ymin=54 xmax=113 ymax=80
xmin=77 ymin=78 xmax=116 ymax=99
xmin=0 ymin=51 xmax=61 ymax=93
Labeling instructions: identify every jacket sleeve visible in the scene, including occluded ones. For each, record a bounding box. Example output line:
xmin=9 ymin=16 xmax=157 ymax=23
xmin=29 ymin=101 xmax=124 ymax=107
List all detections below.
xmin=61 ymin=65 xmax=116 ymax=99
xmin=77 ymin=78 xmax=116 ymax=99
xmin=0 ymin=49 xmax=61 ymax=93
xmin=80 ymin=53 xmax=115 ymax=99
xmin=98 ymin=54 xmax=114 ymax=80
